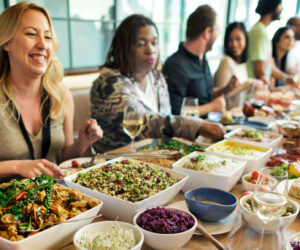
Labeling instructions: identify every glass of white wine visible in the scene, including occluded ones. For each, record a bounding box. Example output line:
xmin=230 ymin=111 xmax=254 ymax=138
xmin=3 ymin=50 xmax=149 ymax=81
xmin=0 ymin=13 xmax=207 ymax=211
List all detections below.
xmin=122 ymin=106 xmax=143 ymax=152
xmin=251 ymin=167 xmax=288 ymax=249
xmin=180 ymin=97 xmax=199 ymax=117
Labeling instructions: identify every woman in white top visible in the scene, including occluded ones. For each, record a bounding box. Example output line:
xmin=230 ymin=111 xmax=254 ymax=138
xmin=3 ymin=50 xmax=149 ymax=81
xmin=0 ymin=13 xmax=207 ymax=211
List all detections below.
xmin=214 ymin=22 xmax=262 ymax=109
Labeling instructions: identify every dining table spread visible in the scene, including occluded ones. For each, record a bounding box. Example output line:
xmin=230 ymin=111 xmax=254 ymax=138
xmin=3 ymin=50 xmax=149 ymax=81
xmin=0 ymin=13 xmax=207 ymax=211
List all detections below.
xmin=60 ymin=138 xmax=300 ymax=250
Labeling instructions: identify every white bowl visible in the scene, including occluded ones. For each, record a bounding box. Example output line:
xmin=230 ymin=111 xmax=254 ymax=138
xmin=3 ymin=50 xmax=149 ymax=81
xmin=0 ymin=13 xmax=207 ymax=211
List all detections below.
xmin=286 ymin=232 xmax=300 ymax=250
xmin=73 ymin=221 xmax=144 ymax=250
xmin=64 ymin=157 xmax=188 ymax=222
xmin=240 ymin=194 xmax=299 ymax=233
xmin=224 ymin=128 xmax=282 ymax=152
xmin=172 ymin=152 xmax=246 ymax=192
xmin=133 ymin=207 xmax=196 ymax=250
xmin=242 ymin=173 xmax=277 ymax=192
xmin=205 ymin=140 xmax=273 ymax=174
xmin=0 ymin=185 xmax=102 ymax=250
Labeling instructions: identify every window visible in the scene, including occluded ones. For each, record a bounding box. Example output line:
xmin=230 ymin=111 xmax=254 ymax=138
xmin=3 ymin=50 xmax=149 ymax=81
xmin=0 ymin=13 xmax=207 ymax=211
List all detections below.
xmin=0 ymin=0 xmax=4 ymax=13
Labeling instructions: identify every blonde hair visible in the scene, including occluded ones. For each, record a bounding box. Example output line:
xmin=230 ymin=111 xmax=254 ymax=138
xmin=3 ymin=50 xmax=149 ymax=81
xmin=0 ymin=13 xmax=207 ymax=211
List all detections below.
xmin=0 ymin=1 xmax=65 ymax=120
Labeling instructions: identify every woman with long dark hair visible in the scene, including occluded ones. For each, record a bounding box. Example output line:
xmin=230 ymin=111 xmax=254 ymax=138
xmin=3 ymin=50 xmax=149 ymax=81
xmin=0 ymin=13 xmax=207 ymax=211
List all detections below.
xmin=214 ymin=22 xmax=262 ymax=108
xmin=272 ymin=26 xmax=295 ymax=87
xmin=90 ymin=14 xmax=225 ymax=152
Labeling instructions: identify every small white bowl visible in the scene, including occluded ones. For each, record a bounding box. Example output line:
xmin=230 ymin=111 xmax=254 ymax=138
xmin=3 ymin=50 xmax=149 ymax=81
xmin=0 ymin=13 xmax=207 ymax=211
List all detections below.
xmin=73 ymin=221 xmax=144 ymax=250
xmin=286 ymin=232 xmax=300 ymax=250
xmin=240 ymin=194 xmax=299 ymax=233
xmin=133 ymin=207 xmax=196 ymax=250
xmin=241 ymin=173 xmax=277 ymax=192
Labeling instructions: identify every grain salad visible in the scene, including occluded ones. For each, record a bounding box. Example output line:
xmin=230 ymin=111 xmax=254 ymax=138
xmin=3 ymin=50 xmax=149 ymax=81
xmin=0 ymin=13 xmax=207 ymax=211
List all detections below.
xmin=72 ymin=159 xmax=178 ymax=202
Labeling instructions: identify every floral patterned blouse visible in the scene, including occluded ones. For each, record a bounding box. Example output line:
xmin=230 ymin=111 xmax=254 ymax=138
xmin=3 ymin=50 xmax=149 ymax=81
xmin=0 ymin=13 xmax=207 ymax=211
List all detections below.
xmin=90 ymin=67 xmax=203 ymax=152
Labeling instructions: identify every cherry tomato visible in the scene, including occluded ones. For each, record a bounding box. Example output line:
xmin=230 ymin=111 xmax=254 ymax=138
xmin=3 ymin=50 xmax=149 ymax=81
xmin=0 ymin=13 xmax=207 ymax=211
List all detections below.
xmin=241 ymin=191 xmax=254 ymax=198
xmin=72 ymin=160 xmax=80 ymax=167
xmin=251 ymin=171 xmax=260 ymax=180
xmin=250 ymin=180 xmax=256 ymax=184
xmin=263 ymin=176 xmax=269 ymax=182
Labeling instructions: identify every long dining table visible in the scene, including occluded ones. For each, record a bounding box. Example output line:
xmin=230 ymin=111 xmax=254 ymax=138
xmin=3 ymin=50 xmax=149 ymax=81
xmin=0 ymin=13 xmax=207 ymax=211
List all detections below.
xmin=61 ymin=138 xmax=300 ymax=250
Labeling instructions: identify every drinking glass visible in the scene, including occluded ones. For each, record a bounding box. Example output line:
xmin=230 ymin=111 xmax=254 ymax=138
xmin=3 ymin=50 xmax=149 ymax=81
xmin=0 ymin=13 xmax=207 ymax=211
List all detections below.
xmin=251 ymin=167 xmax=288 ymax=249
xmin=122 ymin=106 xmax=143 ymax=152
xmin=180 ymin=97 xmax=199 ymax=117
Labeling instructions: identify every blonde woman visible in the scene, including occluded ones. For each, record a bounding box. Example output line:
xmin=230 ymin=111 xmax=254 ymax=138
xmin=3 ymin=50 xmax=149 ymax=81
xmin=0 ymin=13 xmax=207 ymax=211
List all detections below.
xmin=0 ymin=2 xmax=103 ymax=179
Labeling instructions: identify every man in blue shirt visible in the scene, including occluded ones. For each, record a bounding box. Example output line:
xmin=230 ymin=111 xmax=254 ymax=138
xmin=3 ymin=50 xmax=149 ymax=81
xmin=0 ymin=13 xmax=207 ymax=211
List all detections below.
xmin=163 ymin=5 xmax=238 ymax=116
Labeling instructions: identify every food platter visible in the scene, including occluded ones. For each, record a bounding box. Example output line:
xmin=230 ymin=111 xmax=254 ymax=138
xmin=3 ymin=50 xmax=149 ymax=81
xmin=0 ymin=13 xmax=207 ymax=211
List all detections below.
xmin=208 ymin=112 xmax=244 ymax=125
xmin=277 ymin=179 xmax=300 ymax=207
xmin=167 ymin=200 xmax=240 ymax=235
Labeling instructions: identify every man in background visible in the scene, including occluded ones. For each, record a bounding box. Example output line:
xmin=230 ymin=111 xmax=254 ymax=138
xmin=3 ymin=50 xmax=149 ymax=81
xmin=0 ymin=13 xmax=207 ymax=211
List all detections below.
xmin=163 ymin=5 xmax=238 ymax=117
xmin=247 ymin=0 xmax=294 ymax=86
xmin=286 ymin=16 xmax=300 ymax=75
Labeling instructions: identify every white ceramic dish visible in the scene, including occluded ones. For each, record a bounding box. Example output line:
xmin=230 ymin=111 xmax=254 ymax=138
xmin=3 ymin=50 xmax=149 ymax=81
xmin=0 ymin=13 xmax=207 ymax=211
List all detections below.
xmin=248 ymin=116 xmax=276 ymax=126
xmin=167 ymin=200 xmax=240 ymax=235
xmin=224 ymin=128 xmax=282 ymax=151
xmin=172 ymin=152 xmax=246 ymax=192
xmin=240 ymin=194 xmax=299 ymax=233
xmin=133 ymin=207 xmax=196 ymax=250
xmin=205 ymin=140 xmax=273 ymax=174
xmin=277 ymin=179 xmax=300 ymax=207
xmin=64 ymin=157 xmax=188 ymax=222
xmin=241 ymin=173 xmax=277 ymax=192
xmin=73 ymin=221 xmax=144 ymax=250
xmin=286 ymin=232 xmax=300 ymax=250
xmin=0 ymin=187 xmax=103 ymax=250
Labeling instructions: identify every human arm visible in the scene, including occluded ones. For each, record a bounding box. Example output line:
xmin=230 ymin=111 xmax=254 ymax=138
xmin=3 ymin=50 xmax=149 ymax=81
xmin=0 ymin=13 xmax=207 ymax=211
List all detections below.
xmin=212 ymin=76 xmax=240 ymax=98
xmin=271 ymin=63 xmax=295 ymax=85
xmin=0 ymin=159 xmax=64 ymax=179
xmin=61 ymin=89 xmax=103 ymax=161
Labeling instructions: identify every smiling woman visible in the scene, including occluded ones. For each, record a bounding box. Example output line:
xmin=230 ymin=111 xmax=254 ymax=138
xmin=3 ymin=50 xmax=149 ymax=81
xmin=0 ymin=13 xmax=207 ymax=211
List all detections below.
xmin=0 ymin=2 xmax=103 ymax=181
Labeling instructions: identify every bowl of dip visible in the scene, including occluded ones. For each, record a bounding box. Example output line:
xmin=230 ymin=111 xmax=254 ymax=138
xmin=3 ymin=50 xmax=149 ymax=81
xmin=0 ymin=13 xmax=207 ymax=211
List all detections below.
xmin=185 ymin=187 xmax=237 ymax=222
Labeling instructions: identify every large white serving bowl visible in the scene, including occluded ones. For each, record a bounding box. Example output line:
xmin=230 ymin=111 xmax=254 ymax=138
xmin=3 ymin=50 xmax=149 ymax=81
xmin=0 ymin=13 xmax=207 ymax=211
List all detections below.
xmin=73 ymin=221 xmax=144 ymax=250
xmin=64 ymin=157 xmax=188 ymax=223
xmin=0 ymin=188 xmax=102 ymax=250
xmin=240 ymin=194 xmax=299 ymax=233
xmin=205 ymin=140 xmax=273 ymax=174
xmin=224 ymin=128 xmax=282 ymax=152
xmin=133 ymin=207 xmax=196 ymax=250
xmin=172 ymin=151 xmax=246 ymax=192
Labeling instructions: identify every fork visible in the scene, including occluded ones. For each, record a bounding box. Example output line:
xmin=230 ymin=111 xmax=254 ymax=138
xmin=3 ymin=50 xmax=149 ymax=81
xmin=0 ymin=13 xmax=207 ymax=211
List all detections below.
xmin=89 ymin=113 xmax=97 ymax=164
xmin=20 ymin=214 xmax=102 ymax=233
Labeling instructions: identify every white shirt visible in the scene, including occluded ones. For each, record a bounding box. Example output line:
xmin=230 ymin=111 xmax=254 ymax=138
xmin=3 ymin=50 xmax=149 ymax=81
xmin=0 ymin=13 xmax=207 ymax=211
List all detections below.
xmin=134 ymin=74 xmax=158 ymax=112
xmin=286 ymin=40 xmax=300 ymax=75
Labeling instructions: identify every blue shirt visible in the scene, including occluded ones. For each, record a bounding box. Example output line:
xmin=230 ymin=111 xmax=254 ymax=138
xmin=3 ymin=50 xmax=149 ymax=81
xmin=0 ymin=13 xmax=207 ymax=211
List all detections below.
xmin=163 ymin=42 xmax=214 ymax=115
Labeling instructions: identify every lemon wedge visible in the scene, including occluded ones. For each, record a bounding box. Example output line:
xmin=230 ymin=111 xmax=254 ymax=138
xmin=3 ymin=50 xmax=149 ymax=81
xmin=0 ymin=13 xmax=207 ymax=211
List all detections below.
xmin=289 ymin=162 xmax=300 ymax=177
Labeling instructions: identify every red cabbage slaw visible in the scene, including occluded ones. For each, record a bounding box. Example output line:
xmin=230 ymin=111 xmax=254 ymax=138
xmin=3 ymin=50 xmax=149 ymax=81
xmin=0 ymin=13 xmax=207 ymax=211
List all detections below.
xmin=136 ymin=207 xmax=194 ymax=234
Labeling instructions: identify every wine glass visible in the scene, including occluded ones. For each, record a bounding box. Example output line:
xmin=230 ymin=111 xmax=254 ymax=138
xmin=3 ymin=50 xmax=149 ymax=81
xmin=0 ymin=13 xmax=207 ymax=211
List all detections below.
xmin=251 ymin=167 xmax=288 ymax=249
xmin=122 ymin=106 xmax=143 ymax=152
xmin=180 ymin=97 xmax=199 ymax=117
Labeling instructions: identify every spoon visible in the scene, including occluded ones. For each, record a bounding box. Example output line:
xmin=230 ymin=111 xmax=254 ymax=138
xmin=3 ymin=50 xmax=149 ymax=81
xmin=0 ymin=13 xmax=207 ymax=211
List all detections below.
xmin=20 ymin=214 xmax=102 ymax=233
xmin=88 ymin=113 xmax=97 ymax=164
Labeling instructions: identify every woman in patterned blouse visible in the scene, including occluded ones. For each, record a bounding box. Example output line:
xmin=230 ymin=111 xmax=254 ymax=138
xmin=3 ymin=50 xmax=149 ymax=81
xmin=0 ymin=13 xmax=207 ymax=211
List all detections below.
xmin=90 ymin=14 xmax=225 ymax=152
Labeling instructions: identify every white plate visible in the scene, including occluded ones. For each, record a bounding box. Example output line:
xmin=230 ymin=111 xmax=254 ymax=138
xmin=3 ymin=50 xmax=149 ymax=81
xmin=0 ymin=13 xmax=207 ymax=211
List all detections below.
xmin=292 ymin=99 xmax=300 ymax=107
xmin=286 ymin=232 xmax=300 ymax=250
xmin=59 ymin=157 xmax=92 ymax=169
xmin=277 ymin=179 xmax=300 ymax=207
xmin=167 ymin=200 xmax=240 ymax=235
xmin=226 ymin=124 xmax=256 ymax=131
xmin=248 ymin=116 xmax=276 ymax=126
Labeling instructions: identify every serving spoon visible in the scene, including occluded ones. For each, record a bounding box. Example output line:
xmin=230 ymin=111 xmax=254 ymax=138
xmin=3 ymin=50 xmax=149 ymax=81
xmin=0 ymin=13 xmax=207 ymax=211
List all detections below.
xmin=19 ymin=214 xmax=102 ymax=233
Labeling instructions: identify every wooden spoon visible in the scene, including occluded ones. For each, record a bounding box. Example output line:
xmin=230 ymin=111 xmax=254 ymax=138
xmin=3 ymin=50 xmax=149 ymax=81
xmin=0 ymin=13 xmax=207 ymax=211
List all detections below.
xmin=196 ymin=218 xmax=225 ymax=250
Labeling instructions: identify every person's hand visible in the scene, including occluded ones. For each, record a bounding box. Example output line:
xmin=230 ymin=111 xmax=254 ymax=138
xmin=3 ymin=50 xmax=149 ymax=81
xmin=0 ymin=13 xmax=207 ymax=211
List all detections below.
xmin=249 ymin=79 xmax=264 ymax=90
xmin=225 ymin=76 xmax=240 ymax=93
xmin=78 ymin=119 xmax=103 ymax=146
xmin=285 ymin=75 xmax=295 ymax=85
xmin=15 ymin=159 xmax=64 ymax=178
xmin=211 ymin=95 xmax=226 ymax=113
xmin=197 ymin=121 xmax=226 ymax=141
